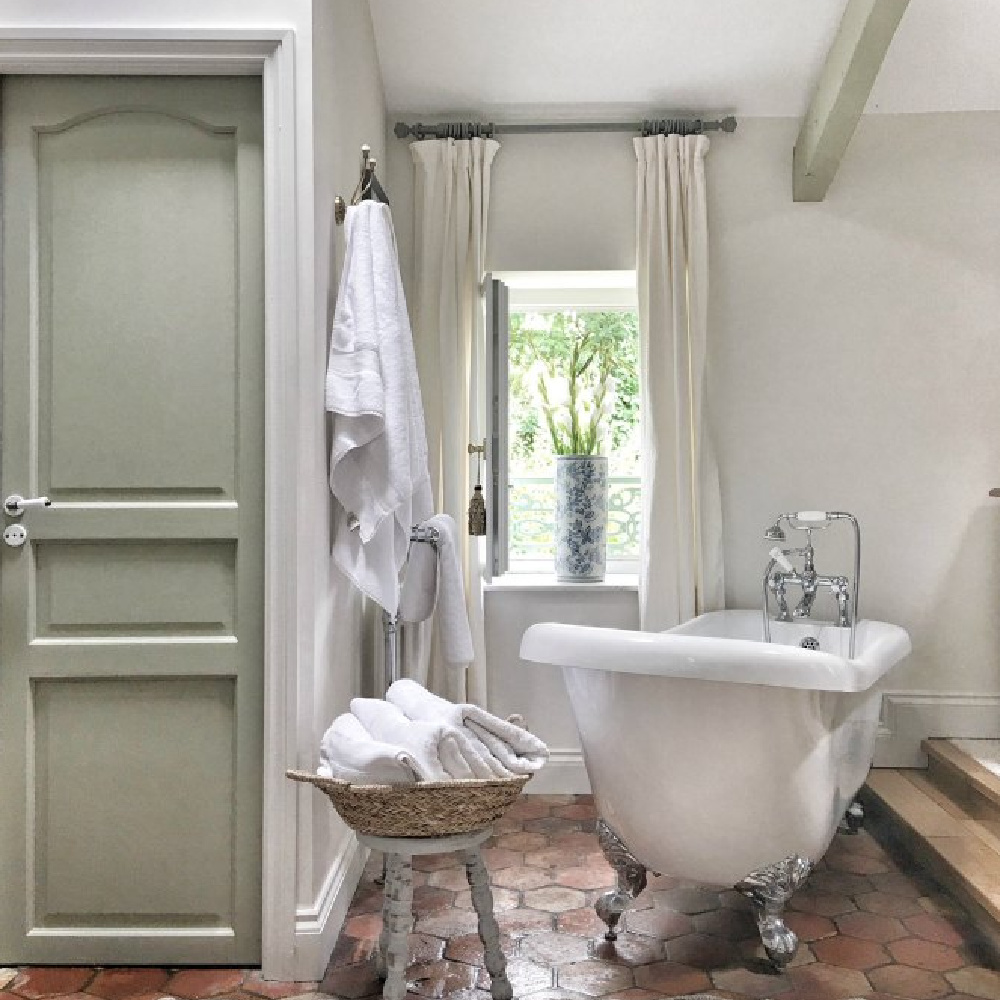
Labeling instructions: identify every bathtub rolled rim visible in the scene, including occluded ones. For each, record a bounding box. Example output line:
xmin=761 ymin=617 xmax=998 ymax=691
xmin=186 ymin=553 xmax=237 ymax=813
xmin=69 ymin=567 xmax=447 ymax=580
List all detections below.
xmin=518 ymin=610 xmax=912 ymax=693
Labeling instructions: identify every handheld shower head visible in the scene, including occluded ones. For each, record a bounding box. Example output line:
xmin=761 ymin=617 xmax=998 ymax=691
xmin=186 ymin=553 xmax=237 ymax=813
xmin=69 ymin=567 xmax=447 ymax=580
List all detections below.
xmin=764 ymin=519 xmax=786 ymax=542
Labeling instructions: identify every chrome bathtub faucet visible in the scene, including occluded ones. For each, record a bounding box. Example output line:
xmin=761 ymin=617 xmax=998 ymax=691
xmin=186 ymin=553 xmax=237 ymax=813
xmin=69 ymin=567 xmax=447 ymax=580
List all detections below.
xmin=761 ymin=511 xmax=863 ymax=658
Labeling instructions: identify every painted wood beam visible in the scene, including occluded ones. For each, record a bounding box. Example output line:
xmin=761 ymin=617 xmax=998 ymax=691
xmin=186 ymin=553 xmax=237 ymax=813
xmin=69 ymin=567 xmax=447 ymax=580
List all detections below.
xmin=793 ymin=0 xmax=910 ymax=202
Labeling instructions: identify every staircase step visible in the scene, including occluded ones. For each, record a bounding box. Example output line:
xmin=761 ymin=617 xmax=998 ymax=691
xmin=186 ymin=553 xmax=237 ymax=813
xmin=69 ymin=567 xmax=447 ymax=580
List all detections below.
xmin=923 ymin=738 xmax=1000 ymax=823
xmin=863 ymin=768 xmax=1000 ymax=953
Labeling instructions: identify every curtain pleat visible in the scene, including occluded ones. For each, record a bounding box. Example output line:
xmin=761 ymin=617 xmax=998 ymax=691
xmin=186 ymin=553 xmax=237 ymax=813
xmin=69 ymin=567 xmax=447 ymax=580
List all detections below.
xmin=634 ymin=134 xmax=724 ymax=630
xmin=405 ymin=137 xmax=498 ymax=704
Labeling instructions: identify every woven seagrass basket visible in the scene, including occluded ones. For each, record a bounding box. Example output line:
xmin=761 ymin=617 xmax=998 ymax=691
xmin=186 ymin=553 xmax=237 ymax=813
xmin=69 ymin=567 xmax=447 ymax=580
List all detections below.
xmin=286 ymin=770 xmax=531 ymax=837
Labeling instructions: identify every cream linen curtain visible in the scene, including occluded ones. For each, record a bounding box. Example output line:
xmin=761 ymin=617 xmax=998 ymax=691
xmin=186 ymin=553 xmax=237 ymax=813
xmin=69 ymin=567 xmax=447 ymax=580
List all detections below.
xmin=405 ymin=137 xmax=499 ymax=704
xmin=634 ymin=134 xmax=724 ymax=631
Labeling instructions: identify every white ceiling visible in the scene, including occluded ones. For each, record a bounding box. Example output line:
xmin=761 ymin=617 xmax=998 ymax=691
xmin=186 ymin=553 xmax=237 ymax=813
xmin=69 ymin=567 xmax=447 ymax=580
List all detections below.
xmin=368 ymin=0 xmax=1000 ymax=118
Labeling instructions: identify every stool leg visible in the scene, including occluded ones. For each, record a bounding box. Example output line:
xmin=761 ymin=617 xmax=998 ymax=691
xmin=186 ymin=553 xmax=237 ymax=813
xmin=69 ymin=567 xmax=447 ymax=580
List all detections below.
xmin=464 ymin=848 xmax=512 ymax=1000
xmin=382 ymin=853 xmax=413 ymax=1000
xmin=375 ymin=854 xmax=394 ymax=980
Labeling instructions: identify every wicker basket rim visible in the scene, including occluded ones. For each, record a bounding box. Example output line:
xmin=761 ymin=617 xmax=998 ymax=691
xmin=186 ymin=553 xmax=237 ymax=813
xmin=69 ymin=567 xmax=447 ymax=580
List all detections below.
xmin=285 ymin=768 xmax=531 ymax=792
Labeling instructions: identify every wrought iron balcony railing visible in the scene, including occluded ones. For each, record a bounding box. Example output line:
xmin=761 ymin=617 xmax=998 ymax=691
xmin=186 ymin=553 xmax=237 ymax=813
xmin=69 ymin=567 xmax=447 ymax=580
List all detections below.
xmin=509 ymin=475 xmax=641 ymax=561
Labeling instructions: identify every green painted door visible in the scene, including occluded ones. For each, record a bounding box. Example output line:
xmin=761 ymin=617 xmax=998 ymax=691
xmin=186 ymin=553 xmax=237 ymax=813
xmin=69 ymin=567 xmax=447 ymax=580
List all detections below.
xmin=0 ymin=76 xmax=264 ymax=965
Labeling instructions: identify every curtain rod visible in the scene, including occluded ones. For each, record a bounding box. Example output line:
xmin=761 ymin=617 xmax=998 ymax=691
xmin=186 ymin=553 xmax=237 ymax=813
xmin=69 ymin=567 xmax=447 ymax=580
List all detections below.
xmin=393 ymin=116 xmax=737 ymax=141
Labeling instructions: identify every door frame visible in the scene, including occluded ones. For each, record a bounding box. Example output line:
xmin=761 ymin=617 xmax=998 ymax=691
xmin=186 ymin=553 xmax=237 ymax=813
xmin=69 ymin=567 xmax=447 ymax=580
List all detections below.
xmin=0 ymin=29 xmax=308 ymax=980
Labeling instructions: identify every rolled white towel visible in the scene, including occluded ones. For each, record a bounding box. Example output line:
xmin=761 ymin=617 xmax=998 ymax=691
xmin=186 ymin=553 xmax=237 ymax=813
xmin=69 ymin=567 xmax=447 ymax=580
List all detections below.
xmin=350 ymin=697 xmax=507 ymax=780
xmin=318 ymin=712 xmax=418 ymax=785
xmin=399 ymin=534 xmax=437 ymax=623
xmin=386 ymin=678 xmax=549 ymax=775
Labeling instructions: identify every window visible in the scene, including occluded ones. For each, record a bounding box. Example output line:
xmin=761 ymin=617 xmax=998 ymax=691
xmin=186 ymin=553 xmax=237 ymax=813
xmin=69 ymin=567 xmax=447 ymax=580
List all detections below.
xmin=487 ymin=272 xmax=641 ymax=576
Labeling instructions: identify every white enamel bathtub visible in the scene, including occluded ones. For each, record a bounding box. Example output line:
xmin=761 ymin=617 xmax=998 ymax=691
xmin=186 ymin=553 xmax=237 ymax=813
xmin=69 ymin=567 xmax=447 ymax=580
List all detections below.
xmin=519 ymin=609 xmax=911 ymax=886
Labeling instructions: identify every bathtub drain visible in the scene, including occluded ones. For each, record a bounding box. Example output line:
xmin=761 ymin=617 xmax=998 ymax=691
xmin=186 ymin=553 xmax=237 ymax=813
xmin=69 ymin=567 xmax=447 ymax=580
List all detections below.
xmin=800 ymin=636 xmax=820 ymax=650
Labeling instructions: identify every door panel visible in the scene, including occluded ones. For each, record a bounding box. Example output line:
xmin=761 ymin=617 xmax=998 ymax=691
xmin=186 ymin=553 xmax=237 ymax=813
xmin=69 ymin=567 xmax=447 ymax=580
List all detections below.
xmin=0 ymin=76 xmax=263 ymax=965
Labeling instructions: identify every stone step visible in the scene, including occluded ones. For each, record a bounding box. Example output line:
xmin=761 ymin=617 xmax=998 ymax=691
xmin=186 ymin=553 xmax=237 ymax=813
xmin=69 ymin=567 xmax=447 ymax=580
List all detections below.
xmin=923 ymin=737 xmax=1000 ymax=825
xmin=862 ymin=767 xmax=1000 ymax=956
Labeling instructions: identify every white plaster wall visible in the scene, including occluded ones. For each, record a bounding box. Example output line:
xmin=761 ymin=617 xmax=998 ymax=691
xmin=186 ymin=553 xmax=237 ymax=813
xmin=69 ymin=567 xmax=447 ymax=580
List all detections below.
xmin=307 ymin=0 xmax=384 ymax=926
xmin=388 ymin=110 xmax=1000 ymax=776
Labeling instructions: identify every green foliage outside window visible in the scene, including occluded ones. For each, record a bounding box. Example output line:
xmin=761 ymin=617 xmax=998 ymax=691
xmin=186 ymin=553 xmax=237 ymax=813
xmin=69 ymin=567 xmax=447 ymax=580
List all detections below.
xmin=509 ymin=310 xmax=640 ymax=476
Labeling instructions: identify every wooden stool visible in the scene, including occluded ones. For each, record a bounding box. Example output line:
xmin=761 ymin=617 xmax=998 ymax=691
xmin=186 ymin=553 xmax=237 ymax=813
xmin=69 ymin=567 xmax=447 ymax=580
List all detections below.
xmin=358 ymin=828 xmax=512 ymax=1000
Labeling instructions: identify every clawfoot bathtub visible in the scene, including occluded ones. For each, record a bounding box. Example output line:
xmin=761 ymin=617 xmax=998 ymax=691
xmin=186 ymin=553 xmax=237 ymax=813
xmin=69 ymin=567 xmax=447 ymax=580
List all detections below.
xmin=519 ymin=609 xmax=911 ymax=967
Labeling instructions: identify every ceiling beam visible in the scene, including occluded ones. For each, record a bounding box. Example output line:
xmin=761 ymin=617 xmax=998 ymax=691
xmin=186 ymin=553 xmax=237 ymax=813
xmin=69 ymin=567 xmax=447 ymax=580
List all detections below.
xmin=793 ymin=0 xmax=910 ymax=202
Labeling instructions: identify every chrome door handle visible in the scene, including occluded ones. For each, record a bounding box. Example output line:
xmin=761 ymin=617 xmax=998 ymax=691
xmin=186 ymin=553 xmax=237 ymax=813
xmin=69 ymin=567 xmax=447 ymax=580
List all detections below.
xmin=4 ymin=494 xmax=52 ymax=517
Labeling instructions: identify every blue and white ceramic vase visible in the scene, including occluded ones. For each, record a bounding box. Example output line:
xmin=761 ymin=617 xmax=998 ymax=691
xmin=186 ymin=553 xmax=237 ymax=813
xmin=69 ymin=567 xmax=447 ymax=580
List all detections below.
xmin=554 ymin=455 xmax=608 ymax=582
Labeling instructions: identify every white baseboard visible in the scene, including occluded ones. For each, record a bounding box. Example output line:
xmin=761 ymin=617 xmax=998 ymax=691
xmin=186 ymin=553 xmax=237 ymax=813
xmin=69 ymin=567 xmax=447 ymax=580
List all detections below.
xmin=526 ymin=748 xmax=590 ymax=795
xmin=874 ymin=690 xmax=1000 ymax=768
xmin=292 ymin=832 xmax=369 ymax=981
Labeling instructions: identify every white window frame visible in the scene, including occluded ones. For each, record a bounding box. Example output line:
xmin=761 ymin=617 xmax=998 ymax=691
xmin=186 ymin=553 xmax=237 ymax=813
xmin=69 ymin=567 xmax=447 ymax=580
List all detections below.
xmin=489 ymin=270 xmax=640 ymax=578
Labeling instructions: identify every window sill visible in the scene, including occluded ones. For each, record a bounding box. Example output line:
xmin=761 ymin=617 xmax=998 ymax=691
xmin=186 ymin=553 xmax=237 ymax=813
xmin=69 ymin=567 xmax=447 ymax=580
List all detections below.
xmin=484 ymin=573 xmax=638 ymax=594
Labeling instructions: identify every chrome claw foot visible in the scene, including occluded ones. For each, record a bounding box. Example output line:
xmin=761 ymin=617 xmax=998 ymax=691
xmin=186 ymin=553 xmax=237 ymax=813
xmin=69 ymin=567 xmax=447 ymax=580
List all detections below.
xmin=843 ymin=800 xmax=864 ymax=834
xmin=595 ymin=819 xmax=647 ymax=941
xmin=735 ymin=855 xmax=814 ymax=970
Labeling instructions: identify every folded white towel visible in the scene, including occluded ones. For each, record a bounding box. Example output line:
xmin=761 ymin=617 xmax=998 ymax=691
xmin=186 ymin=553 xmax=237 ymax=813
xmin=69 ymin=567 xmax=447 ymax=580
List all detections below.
xmin=326 ymin=201 xmax=432 ymax=614
xmin=423 ymin=514 xmax=475 ymax=666
xmin=386 ymin=678 xmax=549 ymax=775
xmin=350 ymin=697 xmax=507 ymax=780
xmin=318 ymin=712 xmax=418 ymax=785
xmin=398 ymin=532 xmax=438 ymax=623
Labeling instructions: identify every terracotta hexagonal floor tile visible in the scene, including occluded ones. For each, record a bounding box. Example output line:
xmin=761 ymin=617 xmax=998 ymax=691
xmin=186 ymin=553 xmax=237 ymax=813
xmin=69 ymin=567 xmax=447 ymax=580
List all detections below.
xmin=343 ymin=912 xmax=382 ymax=940
xmin=903 ymin=911 xmax=968 ymax=946
xmin=164 ymin=970 xmax=246 ymax=1000
xmin=811 ymin=933 xmax=889 ymax=970
xmin=784 ymin=910 xmax=837 ymax=942
xmin=590 ymin=935 xmax=665 ymax=968
xmin=506 ymin=796 xmax=554 ymax=821
xmin=427 ymin=866 xmax=472 ymax=891
xmin=412 ymin=884 xmax=457 ymax=915
xmin=523 ymin=886 xmax=588 ymax=913
xmin=499 ymin=959 xmax=553 ymax=995
xmin=520 ymin=930 xmax=592 ymax=966
xmin=480 ymin=847 xmax=522 ymax=870
xmin=557 ymin=866 xmax=615 ymax=891
xmin=497 ymin=906 xmax=555 ymax=936
xmin=867 ymin=871 xmax=932 ymax=897
xmin=624 ymin=906 xmax=694 ymax=941
xmin=554 ymin=803 xmax=597 ymax=821
xmin=868 ymin=963 xmax=952 ymax=999
xmin=11 ymin=969 xmax=94 ymax=999
xmin=835 ymin=909 xmax=908 ymax=942
xmin=632 ymin=959 xmax=712 ymax=996
xmin=525 ymin=847 xmax=589 ymax=871
xmin=406 ymin=958 xmax=480 ymax=998
xmin=788 ymin=891 xmax=857 ymax=917
xmin=83 ymin=969 xmax=169 ymax=1000
xmin=556 ymin=906 xmax=608 ymax=937
xmin=693 ymin=905 xmax=756 ymax=941
xmin=492 ymin=864 xmax=553 ymax=891
xmin=414 ymin=907 xmax=482 ymax=938
xmin=241 ymin=972 xmax=319 ymax=1000
xmin=524 ymin=817 xmax=583 ymax=837
xmin=655 ymin=886 xmax=720 ymax=915
xmin=787 ymin=960 xmax=873 ymax=999
xmin=887 ymin=936 xmax=966 ymax=971
xmin=664 ymin=932 xmax=740 ymax=969
xmin=443 ymin=931 xmax=515 ymax=967
xmin=947 ymin=965 xmax=1000 ymax=1000
xmin=806 ymin=869 xmax=875 ymax=898
xmin=854 ymin=889 xmax=925 ymax=918
xmin=453 ymin=886 xmax=520 ymax=912
xmin=328 ymin=930 xmax=376 ymax=966
xmin=710 ymin=965 xmax=795 ymax=999
xmin=491 ymin=831 xmax=549 ymax=853
xmin=557 ymin=960 xmax=634 ymax=997
xmin=824 ymin=850 xmax=892 ymax=876
xmin=411 ymin=852 xmax=458 ymax=873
